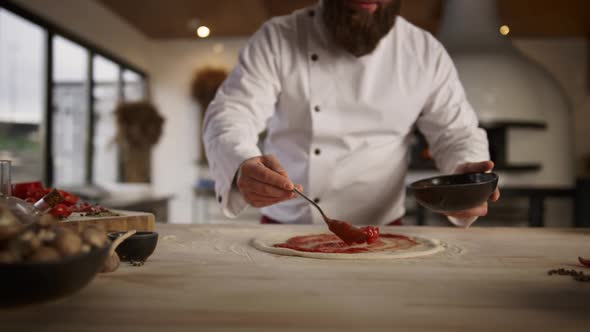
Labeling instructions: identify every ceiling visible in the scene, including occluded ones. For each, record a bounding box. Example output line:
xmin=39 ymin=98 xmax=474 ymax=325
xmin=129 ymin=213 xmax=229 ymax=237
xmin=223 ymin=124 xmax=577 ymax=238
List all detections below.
xmin=97 ymin=0 xmax=590 ymax=39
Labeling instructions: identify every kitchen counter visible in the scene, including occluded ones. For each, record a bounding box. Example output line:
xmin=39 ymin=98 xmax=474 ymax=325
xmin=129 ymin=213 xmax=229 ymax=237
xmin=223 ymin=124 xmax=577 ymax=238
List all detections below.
xmin=1 ymin=225 xmax=589 ymax=331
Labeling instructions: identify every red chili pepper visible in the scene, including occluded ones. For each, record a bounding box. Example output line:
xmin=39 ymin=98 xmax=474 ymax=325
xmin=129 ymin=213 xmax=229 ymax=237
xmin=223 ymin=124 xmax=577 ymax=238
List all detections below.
xmin=579 ymin=257 xmax=590 ymax=268
xmin=57 ymin=190 xmax=79 ymax=206
xmin=50 ymin=204 xmax=72 ymax=219
xmin=11 ymin=181 xmax=44 ymax=200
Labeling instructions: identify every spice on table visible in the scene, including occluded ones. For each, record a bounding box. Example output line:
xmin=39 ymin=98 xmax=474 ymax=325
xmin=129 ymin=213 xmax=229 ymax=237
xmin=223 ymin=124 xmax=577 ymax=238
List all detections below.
xmin=547 ymin=268 xmax=590 ymax=282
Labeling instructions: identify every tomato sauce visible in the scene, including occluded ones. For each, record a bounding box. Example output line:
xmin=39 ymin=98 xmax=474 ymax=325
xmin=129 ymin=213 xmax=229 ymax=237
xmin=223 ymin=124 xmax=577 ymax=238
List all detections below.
xmin=326 ymin=220 xmax=380 ymax=245
xmin=274 ymin=232 xmax=419 ymax=254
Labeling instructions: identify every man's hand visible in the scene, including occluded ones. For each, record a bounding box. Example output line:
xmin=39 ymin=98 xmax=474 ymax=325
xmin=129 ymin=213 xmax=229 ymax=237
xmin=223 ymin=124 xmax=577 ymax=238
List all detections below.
xmin=236 ymin=155 xmax=302 ymax=208
xmin=445 ymin=160 xmax=500 ymax=219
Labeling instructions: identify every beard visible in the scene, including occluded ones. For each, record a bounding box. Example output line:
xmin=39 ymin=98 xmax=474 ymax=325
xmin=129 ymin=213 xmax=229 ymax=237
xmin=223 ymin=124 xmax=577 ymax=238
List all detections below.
xmin=322 ymin=0 xmax=401 ymax=57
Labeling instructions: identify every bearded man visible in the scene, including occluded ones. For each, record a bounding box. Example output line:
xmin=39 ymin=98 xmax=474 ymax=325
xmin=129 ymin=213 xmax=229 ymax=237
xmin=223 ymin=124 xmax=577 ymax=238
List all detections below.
xmin=203 ymin=0 xmax=500 ymax=227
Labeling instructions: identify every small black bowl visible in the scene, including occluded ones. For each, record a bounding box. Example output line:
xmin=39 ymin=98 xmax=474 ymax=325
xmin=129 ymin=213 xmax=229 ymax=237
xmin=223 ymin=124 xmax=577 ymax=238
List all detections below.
xmin=409 ymin=172 xmax=499 ymax=212
xmin=0 ymin=244 xmax=110 ymax=308
xmin=108 ymin=231 xmax=158 ymax=262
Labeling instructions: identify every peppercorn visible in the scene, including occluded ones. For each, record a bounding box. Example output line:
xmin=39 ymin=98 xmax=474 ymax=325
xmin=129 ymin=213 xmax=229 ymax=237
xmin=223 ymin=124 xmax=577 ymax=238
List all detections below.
xmin=547 ymin=268 xmax=590 ymax=282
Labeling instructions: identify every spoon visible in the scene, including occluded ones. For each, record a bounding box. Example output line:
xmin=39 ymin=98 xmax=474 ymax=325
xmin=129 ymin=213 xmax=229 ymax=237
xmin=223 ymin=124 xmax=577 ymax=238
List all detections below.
xmin=292 ymin=188 xmax=368 ymax=245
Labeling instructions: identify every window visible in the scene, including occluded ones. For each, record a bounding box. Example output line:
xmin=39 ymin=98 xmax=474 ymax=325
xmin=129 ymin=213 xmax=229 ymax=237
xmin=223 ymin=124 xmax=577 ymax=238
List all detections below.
xmin=0 ymin=8 xmax=47 ymax=183
xmin=0 ymin=2 xmax=148 ymax=187
xmin=123 ymin=69 xmax=146 ymax=102
xmin=52 ymin=36 xmax=89 ymax=186
xmin=92 ymin=55 xmax=120 ymax=185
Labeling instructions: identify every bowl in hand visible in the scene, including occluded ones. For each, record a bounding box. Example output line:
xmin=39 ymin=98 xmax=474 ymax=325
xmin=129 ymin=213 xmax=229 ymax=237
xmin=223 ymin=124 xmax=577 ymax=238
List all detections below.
xmin=409 ymin=172 xmax=499 ymax=212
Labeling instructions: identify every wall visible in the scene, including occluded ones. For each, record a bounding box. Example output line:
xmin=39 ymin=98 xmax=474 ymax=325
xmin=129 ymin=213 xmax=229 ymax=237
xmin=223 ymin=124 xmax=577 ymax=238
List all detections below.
xmin=149 ymin=39 xmax=248 ymax=223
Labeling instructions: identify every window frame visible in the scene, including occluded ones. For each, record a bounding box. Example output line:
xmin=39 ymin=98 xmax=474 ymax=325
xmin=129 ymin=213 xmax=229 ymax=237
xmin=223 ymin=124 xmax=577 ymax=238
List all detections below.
xmin=0 ymin=0 xmax=149 ymax=186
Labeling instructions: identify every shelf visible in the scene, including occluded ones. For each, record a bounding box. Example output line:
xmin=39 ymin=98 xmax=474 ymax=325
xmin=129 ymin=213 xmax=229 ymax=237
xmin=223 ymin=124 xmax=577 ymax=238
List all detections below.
xmin=481 ymin=121 xmax=547 ymax=130
xmin=494 ymin=164 xmax=542 ymax=172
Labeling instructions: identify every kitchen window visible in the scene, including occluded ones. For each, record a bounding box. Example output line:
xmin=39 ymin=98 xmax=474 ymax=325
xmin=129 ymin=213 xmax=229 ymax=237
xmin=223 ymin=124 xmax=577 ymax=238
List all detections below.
xmin=0 ymin=2 xmax=148 ymax=187
xmin=92 ymin=55 xmax=121 ymax=186
xmin=122 ymin=69 xmax=146 ymax=102
xmin=0 ymin=8 xmax=46 ymax=183
xmin=52 ymin=36 xmax=89 ymax=187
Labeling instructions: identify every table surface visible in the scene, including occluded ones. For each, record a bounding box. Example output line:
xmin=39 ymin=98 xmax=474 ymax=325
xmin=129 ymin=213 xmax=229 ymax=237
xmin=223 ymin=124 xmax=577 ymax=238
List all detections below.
xmin=1 ymin=225 xmax=589 ymax=332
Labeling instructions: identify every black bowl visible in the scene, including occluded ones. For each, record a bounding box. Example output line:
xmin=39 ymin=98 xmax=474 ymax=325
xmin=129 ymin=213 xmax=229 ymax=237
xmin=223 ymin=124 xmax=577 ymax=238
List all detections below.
xmin=0 ymin=244 xmax=110 ymax=308
xmin=409 ymin=172 xmax=499 ymax=212
xmin=108 ymin=231 xmax=158 ymax=262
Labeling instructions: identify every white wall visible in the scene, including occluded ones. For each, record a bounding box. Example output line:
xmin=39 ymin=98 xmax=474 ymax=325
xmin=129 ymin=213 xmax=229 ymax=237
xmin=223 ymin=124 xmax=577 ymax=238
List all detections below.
xmin=149 ymin=39 xmax=248 ymax=223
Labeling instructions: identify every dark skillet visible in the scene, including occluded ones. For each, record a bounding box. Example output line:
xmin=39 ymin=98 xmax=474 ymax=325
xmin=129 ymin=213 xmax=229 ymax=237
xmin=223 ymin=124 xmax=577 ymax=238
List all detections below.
xmin=0 ymin=243 xmax=110 ymax=308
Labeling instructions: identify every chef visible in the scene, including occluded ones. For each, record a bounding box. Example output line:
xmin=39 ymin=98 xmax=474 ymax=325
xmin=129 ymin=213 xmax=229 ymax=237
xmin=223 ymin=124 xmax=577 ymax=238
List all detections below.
xmin=203 ymin=0 xmax=500 ymax=227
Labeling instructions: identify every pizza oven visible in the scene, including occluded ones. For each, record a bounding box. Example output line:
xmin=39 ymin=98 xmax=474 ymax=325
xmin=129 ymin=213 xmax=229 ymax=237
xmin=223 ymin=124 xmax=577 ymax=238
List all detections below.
xmin=437 ymin=0 xmax=574 ymax=188
xmin=408 ymin=0 xmax=575 ymax=227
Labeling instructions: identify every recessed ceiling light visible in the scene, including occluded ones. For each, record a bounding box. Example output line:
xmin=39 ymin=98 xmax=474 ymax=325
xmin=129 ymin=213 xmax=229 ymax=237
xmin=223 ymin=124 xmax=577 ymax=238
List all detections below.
xmin=197 ymin=26 xmax=210 ymax=38
xmin=499 ymin=25 xmax=510 ymax=36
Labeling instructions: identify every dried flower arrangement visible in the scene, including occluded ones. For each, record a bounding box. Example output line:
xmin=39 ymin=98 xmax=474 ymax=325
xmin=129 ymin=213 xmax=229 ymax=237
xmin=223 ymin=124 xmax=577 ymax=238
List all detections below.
xmin=114 ymin=101 xmax=165 ymax=182
xmin=191 ymin=67 xmax=228 ymax=109
xmin=190 ymin=67 xmax=228 ymax=165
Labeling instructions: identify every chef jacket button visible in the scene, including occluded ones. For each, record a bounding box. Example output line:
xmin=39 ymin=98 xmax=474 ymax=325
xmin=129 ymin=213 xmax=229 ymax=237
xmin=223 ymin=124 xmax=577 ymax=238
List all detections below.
xmin=311 ymin=54 xmax=319 ymax=61
xmin=313 ymin=198 xmax=320 ymax=204
xmin=314 ymin=148 xmax=321 ymax=155
xmin=217 ymin=195 xmax=222 ymax=203
xmin=308 ymin=10 xmax=315 ymax=17
xmin=314 ymin=105 xmax=320 ymax=112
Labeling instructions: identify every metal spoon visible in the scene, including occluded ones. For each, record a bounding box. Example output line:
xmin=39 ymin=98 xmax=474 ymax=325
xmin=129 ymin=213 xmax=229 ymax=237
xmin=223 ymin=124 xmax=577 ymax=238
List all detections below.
xmin=292 ymin=188 xmax=368 ymax=244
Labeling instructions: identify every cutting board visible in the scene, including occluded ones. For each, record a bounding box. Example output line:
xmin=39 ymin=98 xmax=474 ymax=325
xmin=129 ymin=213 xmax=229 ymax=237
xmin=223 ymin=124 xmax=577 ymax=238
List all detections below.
xmin=59 ymin=210 xmax=155 ymax=232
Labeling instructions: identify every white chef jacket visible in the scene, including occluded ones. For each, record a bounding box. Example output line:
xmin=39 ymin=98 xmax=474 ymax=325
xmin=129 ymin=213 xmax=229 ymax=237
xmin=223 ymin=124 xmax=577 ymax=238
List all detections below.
xmin=203 ymin=3 xmax=489 ymax=226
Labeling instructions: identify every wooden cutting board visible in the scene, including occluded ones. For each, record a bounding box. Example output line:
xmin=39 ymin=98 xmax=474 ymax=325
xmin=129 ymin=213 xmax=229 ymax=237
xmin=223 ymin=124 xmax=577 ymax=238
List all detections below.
xmin=59 ymin=210 xmax=155 ymax=232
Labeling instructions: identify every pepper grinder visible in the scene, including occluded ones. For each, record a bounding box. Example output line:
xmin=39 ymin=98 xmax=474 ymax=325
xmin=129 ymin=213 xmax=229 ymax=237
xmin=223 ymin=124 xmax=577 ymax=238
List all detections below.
xmin=0 ymin=160 xmax=12 ymax=196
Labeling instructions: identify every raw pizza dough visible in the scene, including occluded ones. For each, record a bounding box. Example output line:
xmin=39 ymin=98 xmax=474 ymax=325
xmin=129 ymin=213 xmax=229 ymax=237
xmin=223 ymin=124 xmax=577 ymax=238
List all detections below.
xmin=251 ymin=232 xmax=445 ymax=260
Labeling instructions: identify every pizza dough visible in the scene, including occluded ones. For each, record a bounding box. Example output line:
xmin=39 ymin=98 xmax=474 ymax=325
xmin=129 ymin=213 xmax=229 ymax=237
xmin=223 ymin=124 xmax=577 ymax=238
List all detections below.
xmin=251 ymin=232 xmax=445 ymax=260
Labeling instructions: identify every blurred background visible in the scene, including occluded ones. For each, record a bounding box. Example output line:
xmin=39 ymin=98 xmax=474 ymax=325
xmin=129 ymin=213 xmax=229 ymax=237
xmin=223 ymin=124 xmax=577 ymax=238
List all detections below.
xmin=0 ymin=0 xmax=588 ymax=227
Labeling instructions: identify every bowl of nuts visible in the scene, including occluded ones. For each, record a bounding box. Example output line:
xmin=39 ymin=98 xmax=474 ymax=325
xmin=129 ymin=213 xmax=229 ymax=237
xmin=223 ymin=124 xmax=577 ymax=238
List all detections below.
xmin=0 ymin=204 xmax=111 ymax=307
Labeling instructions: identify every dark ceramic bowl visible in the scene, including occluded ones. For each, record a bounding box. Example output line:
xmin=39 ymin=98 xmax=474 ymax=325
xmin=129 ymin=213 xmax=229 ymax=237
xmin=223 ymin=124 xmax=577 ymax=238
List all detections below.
xmin=0 ymin=243 xmax=110 ymax=308
xmin=409 ymin=172 xmax=499 ymax=212
xmin=108 ymin=231 xmax=158 ymax=262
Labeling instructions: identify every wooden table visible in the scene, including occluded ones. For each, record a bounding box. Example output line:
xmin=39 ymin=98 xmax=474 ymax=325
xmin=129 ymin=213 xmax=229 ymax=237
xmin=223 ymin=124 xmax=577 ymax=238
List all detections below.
xmin=1 ymin=225 xmax=589 ymax=331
